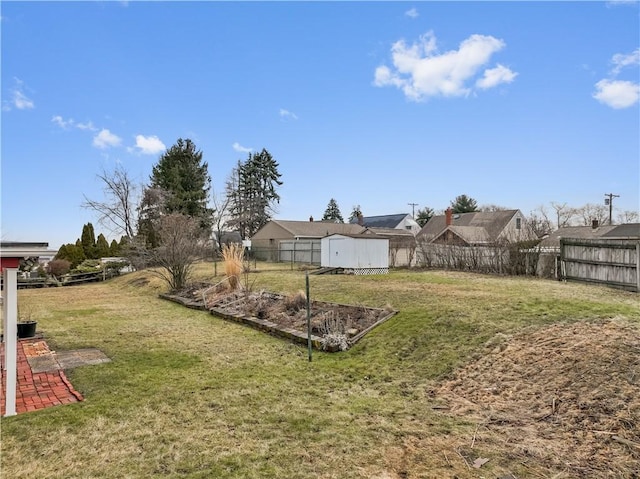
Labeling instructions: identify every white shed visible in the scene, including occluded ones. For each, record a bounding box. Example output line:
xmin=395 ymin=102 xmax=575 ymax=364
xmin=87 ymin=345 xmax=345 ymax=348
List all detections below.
xmin=321 ymin=233 xmax=389 ymax=275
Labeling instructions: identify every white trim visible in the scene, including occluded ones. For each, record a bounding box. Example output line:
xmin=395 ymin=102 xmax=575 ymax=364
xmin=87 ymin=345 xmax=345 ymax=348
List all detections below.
xmin=2 ymin=268 xmax=18 ymax=416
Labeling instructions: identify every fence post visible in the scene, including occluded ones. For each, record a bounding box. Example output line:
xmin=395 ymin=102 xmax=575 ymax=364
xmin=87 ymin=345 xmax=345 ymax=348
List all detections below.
xmin=636 ymin=242 xmax=640 ymax=292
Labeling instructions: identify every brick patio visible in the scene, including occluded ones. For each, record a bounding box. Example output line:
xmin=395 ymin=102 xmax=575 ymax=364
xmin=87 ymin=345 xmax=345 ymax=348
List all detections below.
xmin=1 ymin=337 xmax=83 ymax=416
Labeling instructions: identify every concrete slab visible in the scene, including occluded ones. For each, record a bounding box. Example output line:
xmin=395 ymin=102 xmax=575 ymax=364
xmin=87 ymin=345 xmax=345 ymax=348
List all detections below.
xmin=27 ymin=348 xmax=110 ymax=373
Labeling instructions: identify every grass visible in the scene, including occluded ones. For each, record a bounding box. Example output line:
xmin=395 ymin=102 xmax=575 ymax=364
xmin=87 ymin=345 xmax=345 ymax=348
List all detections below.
xmin=2 ymin=262 xmax=639 ymax=478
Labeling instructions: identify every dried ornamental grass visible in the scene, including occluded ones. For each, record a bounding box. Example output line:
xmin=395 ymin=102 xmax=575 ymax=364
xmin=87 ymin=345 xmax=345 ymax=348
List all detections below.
xmin=221 ymin=243 xmax=244 ymax=290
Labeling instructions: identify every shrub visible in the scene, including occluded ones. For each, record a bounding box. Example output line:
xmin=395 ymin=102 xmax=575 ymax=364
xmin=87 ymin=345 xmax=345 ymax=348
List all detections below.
xmin=47 ymin=259 xmax=71 ymax=278
xmin=284 ymin=290 xmax=307 ymax=312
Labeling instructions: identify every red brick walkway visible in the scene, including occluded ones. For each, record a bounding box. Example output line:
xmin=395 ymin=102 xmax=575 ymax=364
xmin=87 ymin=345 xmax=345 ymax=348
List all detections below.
xmin=1 ymin=338 xmax=83 ymax=415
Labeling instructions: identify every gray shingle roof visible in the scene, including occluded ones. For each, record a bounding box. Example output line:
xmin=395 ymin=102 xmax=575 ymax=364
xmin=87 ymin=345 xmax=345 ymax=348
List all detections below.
xmin=418 ymin=210 xmax=519 ymax=243
xmin=537 ymin=225 xmax=617 ymax=249
xmin=602 ymin=223 xmax=640 ymax=238
xmin=349 ymin=213 xmax=409 ymax=228
xmin=269 ymin=220 xmax=364 ymax=238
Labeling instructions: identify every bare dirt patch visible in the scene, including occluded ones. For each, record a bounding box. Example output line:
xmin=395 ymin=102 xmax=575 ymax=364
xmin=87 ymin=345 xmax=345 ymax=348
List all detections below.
xmin=429 ymin=318 xmax=640 ymax=478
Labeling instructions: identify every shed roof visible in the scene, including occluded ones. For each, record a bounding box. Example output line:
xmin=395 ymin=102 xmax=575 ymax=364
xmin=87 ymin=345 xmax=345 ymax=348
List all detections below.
xmin=324 ymin=232 xmax=388 ymax=240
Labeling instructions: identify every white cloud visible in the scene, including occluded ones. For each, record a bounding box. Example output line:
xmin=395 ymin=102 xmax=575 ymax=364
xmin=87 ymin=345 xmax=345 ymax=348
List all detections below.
xmin=593 ymin=79 xmax=639 ymax=109
xmin=232 ymin=142 xmax=252 ymax=153
xmin=592 ymin=49 xmax=640 ymax=109
xmin=476 ymin=64 xmax=518 ymax=89
xmin=76 ymin=121 xmax=97 ymax=131
xmin=405 ymin=8 xmax=419 ymax=18
xmin=93 ymin=129 xmax=122 ymax=149
xmin=279 ymin=108 xmax=298 ymax=120
xmin=51 ymin=115 xmax=99 ymax=132
xmin=610 ymin=48 xmax=640 ymax=76
xmin=134 ymin=134 xmax=166 ymax=155
xmin=13 ymin=89 xmax=35 ymax=109
xmin=4 ymin=78 xmax=35 ymax=110
xmin=52 ymin=115 xmax=74 ymax=129
xmin=374 ymin=31 xmax=514 ymax=101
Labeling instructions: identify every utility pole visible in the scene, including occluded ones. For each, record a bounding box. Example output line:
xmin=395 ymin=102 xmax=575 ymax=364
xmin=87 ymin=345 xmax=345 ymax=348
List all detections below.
xmin=408 ymin=202 xmax=418 ymax=217
xmin=604 ymin=193 xmax=619 ymax=225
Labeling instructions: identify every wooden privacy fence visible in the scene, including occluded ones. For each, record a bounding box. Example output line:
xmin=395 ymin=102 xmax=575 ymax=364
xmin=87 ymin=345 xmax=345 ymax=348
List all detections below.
xmin=560 ymin=238 xmax=640 ymax=292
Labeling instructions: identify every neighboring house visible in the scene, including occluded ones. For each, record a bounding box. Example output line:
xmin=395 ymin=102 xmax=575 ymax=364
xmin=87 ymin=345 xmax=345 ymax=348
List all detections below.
xmin=602 ymin=223 xmax=640 ymax=238
xmin=531 ymin=222 xmax=639 ymax=278
xmin=368 ymin=227 xmax=417 ymax=267
xmin=320 ymin=233 xmax=389 ymax=275
xmin=250 ymin=220 xmax=365 ymax=261
xmin=537 ymin=222 xmax=639 ymax=288
xmin=350 ymin=213 xmax=421 ymax=235
xmin=214 ymin=230 xmax=243 ymax=249
xmin=250 ymin=219 xmax=417 ymax=266
xmin=536 ymin=223 xmax=619 ymax=252
xmin=418 ymin=209 xmax=535 ymax=246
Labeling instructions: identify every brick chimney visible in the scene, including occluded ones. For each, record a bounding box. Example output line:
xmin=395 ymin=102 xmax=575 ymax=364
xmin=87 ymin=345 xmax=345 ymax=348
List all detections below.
xmin=309 ymin=216 xmax=314 ymax=222
xmin=592 ymin=219 xmax=599 ymax=229
xmin=445 ymin=207 xmax=453 ymax=226
xmin=357 ymin=213 xmax=364 ymax=226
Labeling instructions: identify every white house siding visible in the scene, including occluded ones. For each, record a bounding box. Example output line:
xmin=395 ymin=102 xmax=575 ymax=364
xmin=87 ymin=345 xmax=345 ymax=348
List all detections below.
xmin=497 ymin=211 xmax=535 ymax=243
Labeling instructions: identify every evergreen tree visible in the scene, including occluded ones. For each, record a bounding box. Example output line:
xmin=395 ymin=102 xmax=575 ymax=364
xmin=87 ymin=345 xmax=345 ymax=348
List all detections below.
xmin=415 ymin=207 xmax=435 ymax=227
xmin=450 ymin=194 xmax=479 ymax=213
xmin=95 ymin=233 xmax=111 ymax=258
xmin=148 ymin=138 xmax=213 ymax=232
xmin=137 ymin=187 xmax=168 ymax=248
xmin=81 ymin=223 xmax=97 ymax=259
xmin=109 ymin=239 xmax=120 ymax=256
xmin=55 ymin=242 xmax=85 ymax=269
xmin=226 ymin=149 xmax=282 ymax=238
xmin=322 ymin=198 xmax=344 ymax=223
xmin=348 ymin=205 xmax=363 ymax=223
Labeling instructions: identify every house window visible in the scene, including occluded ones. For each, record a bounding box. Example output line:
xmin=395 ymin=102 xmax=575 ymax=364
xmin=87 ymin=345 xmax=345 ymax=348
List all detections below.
xmin=516 ymin=218 xmax=521 ymax=230
xmin=405 ymin=225 xmax=412 ymax=230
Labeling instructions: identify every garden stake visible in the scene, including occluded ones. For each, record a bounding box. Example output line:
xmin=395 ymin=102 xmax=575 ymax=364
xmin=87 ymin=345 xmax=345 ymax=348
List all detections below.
xmin=306 ymin=271 xmax=312 ymax=362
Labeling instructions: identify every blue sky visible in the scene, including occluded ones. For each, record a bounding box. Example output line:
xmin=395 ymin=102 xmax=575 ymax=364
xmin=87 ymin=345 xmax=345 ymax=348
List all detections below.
xmin=2 ymin=1 xmax=639 ymax=249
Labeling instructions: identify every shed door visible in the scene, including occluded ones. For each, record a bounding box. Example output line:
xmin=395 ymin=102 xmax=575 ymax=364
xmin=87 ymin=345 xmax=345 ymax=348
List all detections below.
xmin=328 ymin=238 xmax=346 ymax=267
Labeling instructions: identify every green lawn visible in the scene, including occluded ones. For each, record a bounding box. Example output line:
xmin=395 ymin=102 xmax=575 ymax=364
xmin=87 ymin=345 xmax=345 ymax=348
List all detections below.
xmin=2 ymin=263 xmax=638 ymax=478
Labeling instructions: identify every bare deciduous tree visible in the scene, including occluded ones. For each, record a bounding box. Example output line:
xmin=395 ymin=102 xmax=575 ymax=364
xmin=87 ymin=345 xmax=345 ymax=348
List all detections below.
xmin=574 ymin=203 xmax=609 ymax=226
xmin=211 ymin=188 xmax=231 ymax=252
xmin=83 ymin=165 xmax=138 ymax=238
xmin=550 ymin=202 xmax=576 ymax=228
xmin=616 ymin=210 xmax=639 ymax=224
xmin=527 ymin=205 xmax=554 ymax=237
xmin=148 ymin=213 xmax=205 ymax=291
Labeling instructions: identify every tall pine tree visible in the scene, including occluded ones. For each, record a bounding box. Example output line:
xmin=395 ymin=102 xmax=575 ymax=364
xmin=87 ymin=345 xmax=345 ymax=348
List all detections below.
xmin=147 ymin=138 xmax=213 ymax=231
xmin=226 ymin=149 xmax=282 ymax=238
xmin=322 ymin=198 xmax=344 ymax=223
xmin=450 ymin=194 xmax=479 ymax=213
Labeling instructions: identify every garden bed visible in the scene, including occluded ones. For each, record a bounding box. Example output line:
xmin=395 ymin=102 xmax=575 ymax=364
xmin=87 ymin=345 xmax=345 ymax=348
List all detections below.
xmin=160 ymin=283 xmax=397 ymax=352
